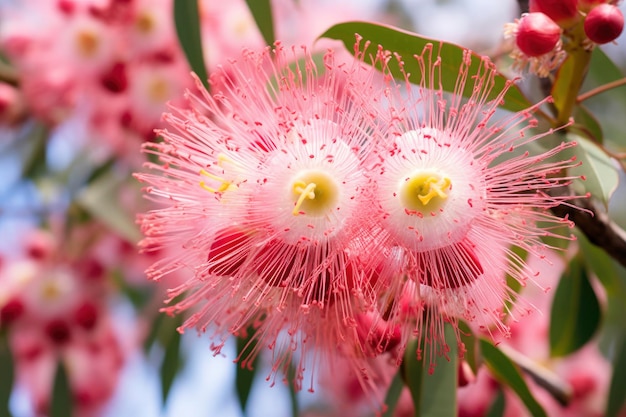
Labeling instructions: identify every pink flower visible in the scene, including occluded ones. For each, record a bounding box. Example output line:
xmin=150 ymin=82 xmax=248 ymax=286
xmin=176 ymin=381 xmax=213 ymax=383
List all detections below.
xmin=0 ymin=228 xmax=127 ymax=417
xmin=136 ymin=44 xmax=389 ymax=388
xmin=364 ymin=44 xmax=581 ymax=364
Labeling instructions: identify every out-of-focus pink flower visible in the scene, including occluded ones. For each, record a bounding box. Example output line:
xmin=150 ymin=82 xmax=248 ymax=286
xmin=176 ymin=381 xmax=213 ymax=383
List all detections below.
xmin=365 ymin=44 xmax=581 ymax=365
xmin=0 ymin=0 xmax=193 ymax=161
xmin=0 ymin=228 xmax=127 ymax=417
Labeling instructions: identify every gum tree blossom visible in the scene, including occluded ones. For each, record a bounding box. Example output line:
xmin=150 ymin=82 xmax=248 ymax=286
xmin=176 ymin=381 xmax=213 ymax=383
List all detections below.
xmin=137 ymin=43 xmax=389 ymax=390
xmin=364 ymin=44 xmax=582 ymax=365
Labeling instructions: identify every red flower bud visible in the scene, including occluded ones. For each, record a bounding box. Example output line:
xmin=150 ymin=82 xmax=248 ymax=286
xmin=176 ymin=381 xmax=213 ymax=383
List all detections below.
xmin=530 ymin=0 xmax=579 ymax=25
xmin=515 ymin=13 xmax=562 ymax=57
xmin=584 ymin=4 xmax=624 ymax=44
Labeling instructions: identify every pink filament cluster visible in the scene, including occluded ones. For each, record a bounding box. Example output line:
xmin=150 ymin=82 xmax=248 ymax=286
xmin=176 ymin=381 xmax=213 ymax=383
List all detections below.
xmin=136 ymin=40 xmax=581 ymax=396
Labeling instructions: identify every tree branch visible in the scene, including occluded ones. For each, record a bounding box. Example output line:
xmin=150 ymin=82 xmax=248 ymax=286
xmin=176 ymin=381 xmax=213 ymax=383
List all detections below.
xmin=551 ymin=193 xmax=626 ymax=269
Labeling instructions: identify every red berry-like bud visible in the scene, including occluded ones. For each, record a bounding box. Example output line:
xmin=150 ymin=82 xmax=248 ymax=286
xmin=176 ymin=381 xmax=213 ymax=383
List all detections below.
xmin=515 ymin=13 xmax=562 ymax=57
xmin=207 ymin=227 xmax=253 ymax=276
xmin=0 ymin=298 xmax=25 ymax=327
xmin=100 ymin=61 xmax=128 ymax=93
xmin=584 ymin=4 xmax=624 ymax=44
xmin=45 ymin=319 xmax=72 ymax=344
xmin=530 ymin=0 xmax=579 ymax=25
xmin=74 ymin=301 xmax=99 ymax=331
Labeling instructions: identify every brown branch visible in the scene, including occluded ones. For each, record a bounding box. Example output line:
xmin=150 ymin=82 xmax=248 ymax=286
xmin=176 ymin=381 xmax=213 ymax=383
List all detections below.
xmin=551 ymin=191 xmax=626 ymax=268
xmin=498 ymin=344 xmax=573 ymax=406
xmin=577 ymin=77 xmax=626 ymax=103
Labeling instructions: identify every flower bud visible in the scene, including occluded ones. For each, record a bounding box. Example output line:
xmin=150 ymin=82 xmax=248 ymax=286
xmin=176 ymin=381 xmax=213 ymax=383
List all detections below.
xmin=515 ymin=13 xmax=562 ymax=57
xmin=584 ymin=4 xmax=624 ymax=44
xmin=530 ymin=0 xmax=579 ymax=25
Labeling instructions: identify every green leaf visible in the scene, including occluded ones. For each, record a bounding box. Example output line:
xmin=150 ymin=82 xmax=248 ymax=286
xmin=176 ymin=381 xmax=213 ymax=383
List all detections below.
xmin=50 ymin=361 xmax=73 ymax=417
xmin=549 ymin=257 xmax=602 ymax=357
xmin=480 ymin=339 xmax=547 ymax=417
xmin=174 ymin=0 xmax=208 ymax=89
xmin=160 ymin=316 xmax=183 ymax=404
xmin=571 ymin=105 xmax=603 ymax=143
xmin=245 ymin=0 xmax=275 ymax=46
xmin=382 ymin=370 xmax=404 ymax=417
xmin=566 ymin=133 xmax=619 ymax=208
xmin=319 ymin=21 xmax=533 ymax=113
xmin=485 ymin=388 xmax=506 ymax=417
xmin=0 ymin=332 xmax=14 ymax=417
xmin=404 ymin=324 xmax=458 ymax=417
xmin=583 ymin=47 xmax=625 ymax=93
xmin=458 ymin=320 xmax=480 ymax=374
xmin=235 ymin=329 xmax=259 ymax=414
xmin=76 ymin=170 xmax=142 ymax=244
xmin=606 ymin=331 xmax=626 ymax=417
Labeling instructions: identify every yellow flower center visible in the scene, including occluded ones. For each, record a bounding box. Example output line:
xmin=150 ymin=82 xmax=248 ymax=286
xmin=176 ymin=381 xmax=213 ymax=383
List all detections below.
xmin=291 ymin=171 xmax=338 ymax=216
xmin=400 ymin=171 xmax=451 ymax=212
xmin=75 ymin=30 xmax=100 ymax=58
xmin=136 ymin=12 xmax=155 ymax=34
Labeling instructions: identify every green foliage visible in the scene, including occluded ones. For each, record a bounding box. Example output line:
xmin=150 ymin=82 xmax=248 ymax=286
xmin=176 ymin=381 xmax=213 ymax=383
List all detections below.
xmin=566 ymin=133 xmax=620 ymax=208
xmin=173 ymin=0 xmax=208 ymax=88
xmin=403 ymin=324 xmax=458 ymax=417
xmin=485 ymin=389 xmax=506 ymax=417
xmin=159 ymin=315 xmax=184 ymax=404
xmin=235 ymin=329 xmax=260 ymax=414
xmin=0 ymin=332 xmax=14 ymax=417
xmin=382 ymin=370 xmax=404 ymax=417
xmin=319 ymin=21 xmax=533 ymax=113
xmin=549 ymin=256 xmax=602 ymax=357
xmin=245 ymin=0 xmax=275 ymax=46
xmin=50 ymin=361 xmax=73 ymax=417
xmin=480 ymin=339 xmax=547 ymax=417
xmin=606 ymin=332 xmax=626 ymax=417
xmin=76 ymin=169 xmax=142 ymax=243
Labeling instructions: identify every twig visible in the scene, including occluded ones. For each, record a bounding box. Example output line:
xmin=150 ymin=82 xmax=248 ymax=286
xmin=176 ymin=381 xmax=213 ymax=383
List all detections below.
xmin=498 ymin=344 xmax=573 ymax=407
xmin=577 ymin=77 xmax=626 ymax=103
xmin=551 ymin=190 xmax=626 ymax=269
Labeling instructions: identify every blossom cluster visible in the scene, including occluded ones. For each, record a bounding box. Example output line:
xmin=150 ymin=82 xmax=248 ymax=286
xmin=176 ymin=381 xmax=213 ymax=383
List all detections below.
xmin=136 ymin=39 xmax=582 ymax=396
xmin=0 ymin=227 xmax=129 ymax=416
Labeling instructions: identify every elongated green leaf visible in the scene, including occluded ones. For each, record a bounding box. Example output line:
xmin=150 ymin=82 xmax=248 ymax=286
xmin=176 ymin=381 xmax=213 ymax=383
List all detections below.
xmin=404 ymin=324 xmax=458 ymax=417
xmin=549 ymin=257 xmax=601 ymax=357
xmin=571 ymin=105 xmax=603 ymax=143
xmin=245 ymin=0 xmax=275 ymax=46
xmin=319 ymin=21 xmax=533 ymax=113
xmin=0 ymin=332 xmax=14 ymax=417
xmin=606 ymin=331 xmax=626 ymax=417
xmin=485 ymin=389 xmax=506 ymax=417
xmin=287 ymin=361 xmax=299 ymax=417
xmin=174 ymin=0 xmax=208 ymax=88
xmin=403 ymin=337 xmax=424 ymax=416
xmin=480 ymin=339 xmax=547 ymax=417
xmin=382 ymin=370 xmax=404 ymax=417
xmin=76 ymin=170 xmax=141 ymax=244
xmin=566 ymin=133 xmax=619 ymax=208
xmin=235 ymin=329 xmax=259 ymax=413
xmin=50 ymin=361 xmax=72 ymax=417
xmin=583 ymin=47 xmax=625 ymax=93
xmin=158 ymin=314 xmax=184 ymax=404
